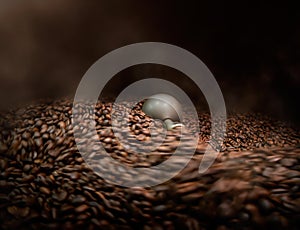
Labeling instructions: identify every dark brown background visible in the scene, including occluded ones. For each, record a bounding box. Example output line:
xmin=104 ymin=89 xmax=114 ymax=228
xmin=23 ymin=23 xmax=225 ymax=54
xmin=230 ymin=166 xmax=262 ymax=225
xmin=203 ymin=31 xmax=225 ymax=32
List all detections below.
xmin=0 ymin=1 xmax=299 ymax=125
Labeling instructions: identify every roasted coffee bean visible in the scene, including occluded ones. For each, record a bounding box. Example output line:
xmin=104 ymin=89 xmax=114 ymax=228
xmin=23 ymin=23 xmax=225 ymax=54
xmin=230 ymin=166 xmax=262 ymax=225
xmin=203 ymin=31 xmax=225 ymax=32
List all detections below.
xmin=39 ymin=186 xmax=51 ymax=195
xmin=75 ymin=204 xmax=89 ymax=213
xmin=52 ymin=190 xmax=68 ymax=202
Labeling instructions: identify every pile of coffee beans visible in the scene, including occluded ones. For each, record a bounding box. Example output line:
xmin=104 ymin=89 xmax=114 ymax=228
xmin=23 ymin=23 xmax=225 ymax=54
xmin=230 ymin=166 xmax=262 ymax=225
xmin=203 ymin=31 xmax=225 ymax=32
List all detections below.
xmin=0 ymin=99 xmax=299 ymax=229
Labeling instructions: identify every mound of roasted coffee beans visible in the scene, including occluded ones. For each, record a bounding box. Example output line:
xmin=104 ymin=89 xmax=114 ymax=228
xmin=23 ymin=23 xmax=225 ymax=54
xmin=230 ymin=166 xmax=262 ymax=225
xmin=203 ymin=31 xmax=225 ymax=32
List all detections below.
xmin=0 ymin=99 xmax=299 ymax=229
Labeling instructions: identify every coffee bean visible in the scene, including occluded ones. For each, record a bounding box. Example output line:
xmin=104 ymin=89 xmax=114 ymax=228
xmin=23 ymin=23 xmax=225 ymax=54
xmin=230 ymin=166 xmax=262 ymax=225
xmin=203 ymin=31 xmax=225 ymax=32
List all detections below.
xmin=157 ymin=145 xmax=172 ymax=152
xmin=39 ymin=187 xmax=51 ymax=195
xmin=22 ymin=175 xmax=35 ymax=183
xmin=0 ymin=143 xmax=8 ymax=153
xmin=72 ymin=196 xmax=86 ymax=204
xmin=48 ymin=149 xmax=60 ymax=157
xmin=7 ymin=206 xmax=30 ymax=218
xmin=280 ymin=158 xmax=297 ymax=167
xmin=257 ymin=198 xmax=274 ymax=214
xmin=75 ymin=204 xmax=89 ymax=213
xmin=40 ymin=124 xmax=48 ymax=134
xmin=217 ymin=200 xmax=235 ymax=218
xmin=52 ymin=190 xmax=68 ymax=202
xmin=247 ymin=186 xmax=269 ymax=200
xmin=209 ymin=178 xmax=251 ymax=193
xmin=153 ymin=205 xmax=168 ymax=212
xmin=23 ymin=164 xmax=31 ymax=172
